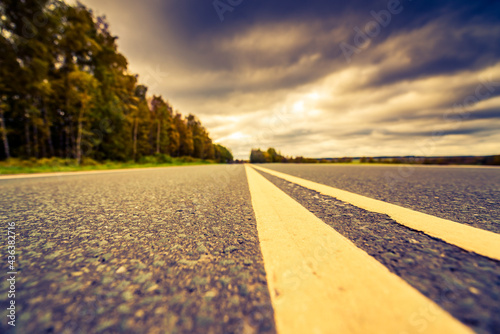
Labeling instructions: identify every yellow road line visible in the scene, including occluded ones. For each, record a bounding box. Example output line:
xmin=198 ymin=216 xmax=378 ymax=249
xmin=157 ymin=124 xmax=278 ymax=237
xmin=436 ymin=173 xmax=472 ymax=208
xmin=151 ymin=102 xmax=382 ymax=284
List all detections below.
xmin=251 ymin=164 xmax=500 ymax=261
xmin=245 ymin=165 xmax=472 ymax=334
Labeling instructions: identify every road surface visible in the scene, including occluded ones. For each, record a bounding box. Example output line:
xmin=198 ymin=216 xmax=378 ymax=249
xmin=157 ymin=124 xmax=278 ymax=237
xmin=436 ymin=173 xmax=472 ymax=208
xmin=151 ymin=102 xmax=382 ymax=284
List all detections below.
xmin=1 ymin=164 xmax=499 ymax=333
xmin=260 ymin=164 xmax=500 ymax=233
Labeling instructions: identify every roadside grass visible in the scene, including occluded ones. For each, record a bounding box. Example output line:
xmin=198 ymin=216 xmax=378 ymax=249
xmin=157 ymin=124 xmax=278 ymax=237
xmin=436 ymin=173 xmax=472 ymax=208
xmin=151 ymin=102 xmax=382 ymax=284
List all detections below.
xmin=0 ymin=156 xmax=217 ymax=175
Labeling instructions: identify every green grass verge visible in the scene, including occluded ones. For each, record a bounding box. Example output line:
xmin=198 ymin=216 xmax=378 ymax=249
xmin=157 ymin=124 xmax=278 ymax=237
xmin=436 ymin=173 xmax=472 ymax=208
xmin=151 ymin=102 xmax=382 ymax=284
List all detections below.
xmin=0 ymin=156 xmax=217 ymax=175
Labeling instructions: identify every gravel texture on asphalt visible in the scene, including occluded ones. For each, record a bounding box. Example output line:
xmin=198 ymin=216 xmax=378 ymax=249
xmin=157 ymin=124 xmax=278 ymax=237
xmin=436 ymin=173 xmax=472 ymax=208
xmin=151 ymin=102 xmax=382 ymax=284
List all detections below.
xmin=0 ymin=165 xmax=276 ymax=334
xmin=260 ymin=164 xmax=500 ymax=234
xmin=257 ymin=169 xmax=500 ymax=334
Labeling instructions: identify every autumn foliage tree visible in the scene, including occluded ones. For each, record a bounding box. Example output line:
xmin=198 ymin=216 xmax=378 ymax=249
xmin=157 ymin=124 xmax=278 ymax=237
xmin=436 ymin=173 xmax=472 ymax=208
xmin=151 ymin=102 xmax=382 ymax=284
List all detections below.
xmin=0 ymin=0 xmax=232 ymax=163
xmin=250 ymin=148 xmax=285 ymax=163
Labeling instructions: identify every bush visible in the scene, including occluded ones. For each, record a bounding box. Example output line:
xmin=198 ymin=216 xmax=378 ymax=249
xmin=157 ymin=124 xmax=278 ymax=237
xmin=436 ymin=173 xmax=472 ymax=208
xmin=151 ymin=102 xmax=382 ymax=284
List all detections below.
xmin=138 ymin=156 xmax=158 ymax=164
xmin=179 ymin=156 xmax=197 ymax=163
xmin=0 ymin=157 xmax=78 ymax=168
xmin=137 ymin=154 xmax=174 ymax=164
xmin=37 ymin=157 xmax=76 ymax=167
xmin=153 ymin=153 xmax=172 ymax=164
xmin=0 ymin=158 xmax=24 ymax=167
xmin=81 ymin=157 xmax=100 ymax=166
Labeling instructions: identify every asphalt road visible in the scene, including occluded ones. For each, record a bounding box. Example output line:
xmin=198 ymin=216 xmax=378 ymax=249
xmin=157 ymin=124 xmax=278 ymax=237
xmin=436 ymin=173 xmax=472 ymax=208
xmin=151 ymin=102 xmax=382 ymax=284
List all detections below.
xmin=1 ymin=164 xmax=499 ymax=333
xmin=0 ymin=165 xmax=275 ymax=334
xmin=260 ymin=164 xmax=500 ymax=234
xmin=257 ymin=168 xmax=500 ymax=334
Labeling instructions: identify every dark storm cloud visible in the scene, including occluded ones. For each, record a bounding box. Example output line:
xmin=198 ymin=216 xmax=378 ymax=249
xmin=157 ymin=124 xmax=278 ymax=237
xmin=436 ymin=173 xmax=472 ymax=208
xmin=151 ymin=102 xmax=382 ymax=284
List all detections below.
xmin=87 ymin=0 xmax=500 ymax=94
xmin=80 ymin=0 xmax=500 ymax=158
xmin=467 ymin=109 xmax=500 ymax=121
xmin=384 ymin=126 xmax=498 ymax=138
xmin=161 ymin=0 xmax=500 ymax=75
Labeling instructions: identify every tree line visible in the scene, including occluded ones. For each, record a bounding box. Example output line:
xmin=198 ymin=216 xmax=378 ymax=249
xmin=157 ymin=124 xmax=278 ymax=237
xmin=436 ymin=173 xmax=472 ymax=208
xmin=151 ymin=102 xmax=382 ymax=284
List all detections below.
xmin=360 ymin=156 xmax=500 ymax=165
xmin=250 ymin=148 xmax=499 ymax=165
xmin=249 ymin=148 xmax=345 ymax=163
xmin=0 ymin=0 xmax=233 ymax=164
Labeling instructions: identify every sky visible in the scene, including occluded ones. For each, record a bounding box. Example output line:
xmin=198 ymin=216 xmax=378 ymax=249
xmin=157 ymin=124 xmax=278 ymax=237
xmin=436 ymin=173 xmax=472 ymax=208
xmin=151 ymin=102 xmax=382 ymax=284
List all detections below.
xmin=78 ymin=0 xmax=500 ymax=160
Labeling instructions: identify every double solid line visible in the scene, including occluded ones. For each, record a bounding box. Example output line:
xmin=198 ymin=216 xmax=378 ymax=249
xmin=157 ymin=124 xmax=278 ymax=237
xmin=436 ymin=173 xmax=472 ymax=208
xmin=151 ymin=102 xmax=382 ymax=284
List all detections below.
xmin=246 ymin=164 xmax=499 ymax=334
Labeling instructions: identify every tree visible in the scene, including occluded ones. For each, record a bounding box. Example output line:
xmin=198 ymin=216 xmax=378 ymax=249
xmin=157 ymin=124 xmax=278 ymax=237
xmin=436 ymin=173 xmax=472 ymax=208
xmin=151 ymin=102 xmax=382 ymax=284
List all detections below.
xmin=150 ymin=95 xmax=172 ymax=155
xmin=187 ymin=114 xmax=214 ymax=159
xmin=173 ymin=113 xmax=193 ymax=157
xmin=214 ymin=144 xmax=233 ymax=163
xmin=0 ymin=0 xmax=54 ymax=158
xmin=0 ymin=0 xmax=233 ymax=164
xmin=250 ymin=148 xmax=287 ymax=163
xmin=250 ymin=149 xmax=268 ymax=163
xmin=67 ymin=70 xmax=99 ymax=165
xmin=0 ymin=103 xmax=10 ymax=159
xmin=267 ymin=147 xmax=286 ymax=162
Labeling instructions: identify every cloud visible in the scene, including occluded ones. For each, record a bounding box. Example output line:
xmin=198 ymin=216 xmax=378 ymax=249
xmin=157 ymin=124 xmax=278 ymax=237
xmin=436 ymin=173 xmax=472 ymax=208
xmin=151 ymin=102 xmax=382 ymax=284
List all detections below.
xmin=79 ymin=0 xmax=500 ymax=159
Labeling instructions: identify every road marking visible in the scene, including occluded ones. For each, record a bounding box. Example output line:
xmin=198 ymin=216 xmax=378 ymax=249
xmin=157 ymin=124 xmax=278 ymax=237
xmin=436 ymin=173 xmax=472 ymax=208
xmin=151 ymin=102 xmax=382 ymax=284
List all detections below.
xmin=245 ymin=165 xmax=473 ymax=334
xmin=251 ymin=164 xmax=500 ymax=261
